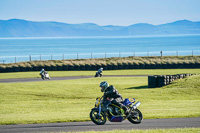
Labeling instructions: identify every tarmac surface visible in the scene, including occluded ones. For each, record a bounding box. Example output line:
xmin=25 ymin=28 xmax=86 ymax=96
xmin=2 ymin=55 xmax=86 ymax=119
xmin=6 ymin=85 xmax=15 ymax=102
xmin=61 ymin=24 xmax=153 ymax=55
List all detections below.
xmin=0 ymin=75 xmax=147 ymax=83
xmin=0 ymin=117 xmax=199 ymax=133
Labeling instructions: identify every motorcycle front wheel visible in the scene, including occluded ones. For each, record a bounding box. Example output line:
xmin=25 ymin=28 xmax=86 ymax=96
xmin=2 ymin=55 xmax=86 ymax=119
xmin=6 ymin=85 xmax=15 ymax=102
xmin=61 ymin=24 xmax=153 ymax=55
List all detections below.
xmin=90 ymin=109 xmax=106 ymax=125
xmin=127 ymin=109 xmax=143 ymax=124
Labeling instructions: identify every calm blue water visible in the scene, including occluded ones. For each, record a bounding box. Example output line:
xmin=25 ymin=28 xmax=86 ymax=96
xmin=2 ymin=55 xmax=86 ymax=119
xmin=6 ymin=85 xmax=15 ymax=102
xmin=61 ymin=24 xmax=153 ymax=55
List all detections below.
xmin=0 ymin=34 xmax=200 ymax=63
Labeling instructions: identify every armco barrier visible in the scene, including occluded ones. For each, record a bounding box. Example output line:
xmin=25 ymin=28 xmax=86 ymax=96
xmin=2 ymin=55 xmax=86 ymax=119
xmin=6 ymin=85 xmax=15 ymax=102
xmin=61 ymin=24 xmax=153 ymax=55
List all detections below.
xmin=148 ymin=74 xmax=195 ymax=88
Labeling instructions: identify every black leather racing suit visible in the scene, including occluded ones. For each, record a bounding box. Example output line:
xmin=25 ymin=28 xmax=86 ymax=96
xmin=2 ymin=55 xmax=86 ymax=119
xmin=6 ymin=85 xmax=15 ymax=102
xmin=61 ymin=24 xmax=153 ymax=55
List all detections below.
xmin=102 ymin=85 xmax=128 ymax=112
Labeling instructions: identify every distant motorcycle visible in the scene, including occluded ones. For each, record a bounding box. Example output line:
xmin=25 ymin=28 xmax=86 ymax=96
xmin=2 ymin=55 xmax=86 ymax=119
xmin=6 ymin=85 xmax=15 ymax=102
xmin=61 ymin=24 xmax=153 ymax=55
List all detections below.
xmin=40 ymin=72 xmax=51 ymax=80
xmin=90 ymin=96 xmax=143 ymax=125
xmin=95 ymin=72 xmax=102 ymax=77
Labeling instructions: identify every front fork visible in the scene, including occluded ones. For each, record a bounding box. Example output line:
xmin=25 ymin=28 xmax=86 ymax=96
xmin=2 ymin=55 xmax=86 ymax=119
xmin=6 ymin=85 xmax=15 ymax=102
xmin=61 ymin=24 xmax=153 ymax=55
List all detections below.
xmin=126 ymin=101 xmax=141 ymax=118
xmin=98 ymin=103 xmax=102 ymax=118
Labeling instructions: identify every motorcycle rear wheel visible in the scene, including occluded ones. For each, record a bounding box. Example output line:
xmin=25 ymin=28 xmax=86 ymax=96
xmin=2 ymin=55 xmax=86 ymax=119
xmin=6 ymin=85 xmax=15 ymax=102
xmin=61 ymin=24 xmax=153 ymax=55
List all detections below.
xmin=90 ymin=109 xmax=106 ymax=125
xmin=127 ymin=109 xmax=143 ymax=124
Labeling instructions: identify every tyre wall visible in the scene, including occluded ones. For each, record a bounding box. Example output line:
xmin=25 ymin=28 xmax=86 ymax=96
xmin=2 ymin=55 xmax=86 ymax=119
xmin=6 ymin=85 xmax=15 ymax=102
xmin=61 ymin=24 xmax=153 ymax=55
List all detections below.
xmin=0 ymin=62 xmax=200 ymax=73
xmin=148 ymin=74 xmax=195 ymax=88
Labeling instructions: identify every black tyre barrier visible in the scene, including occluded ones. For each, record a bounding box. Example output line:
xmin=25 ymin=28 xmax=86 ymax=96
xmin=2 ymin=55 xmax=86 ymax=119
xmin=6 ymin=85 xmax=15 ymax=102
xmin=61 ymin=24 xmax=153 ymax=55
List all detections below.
xmin=102 ymin=65 xmax=107 ymax=70
xmin=6 ymin=67 xmax=14 ymax=72
xmin=128 ymin=63 xmax=134 ymax=69
xmin=1 ymin=61 xmax=200 ymax=73
xmin=148 ymin=74 xmax=196 ymax=88
xmin=91 ymin=64 xmax=97 ymax=70
xmin=51 ymin=65 xmax=57 ymax=71
xmin=68 ymin=65 xmax=74 ymax=70
xmin=45 ymin=65 xmax=52 ymax=71
xmin=63 ymin=64 xmax=69 ymax=70
xmin=57 ymin=64 xmax=64 ymax=71
xmin=13 ymin=66 xmax=20 ymax=72
xmin=118 ymin=64 xmax=123 ymax=69
xmin=0 ymin=67 xmax=6 ymax=73
xmin=74 ymin=65 xmax=80 ymax=70
xmin=96 ymin=65 xmax=101 ymax=70
xmin=107 ymin=64 xmax=113 ymax=70
xmin=144 ymin=64 xmax=151 ymax=69
xmin=139 ymin=64 xmax=145 ymax=69
xmin=26 ymin=66 xmax=33 ymax=71
xmin=19 ymin=66 xmax=26 ymax=72
xmin=112 ymin=64 xmax=118 ymax=70
xmin=34 ymin=66 xmax=41 ymax=71
xmin=148 ymin=75 xmax=158 ymax=88
xmin=80 ymin=64 xmax=86 ymax=70
xmin=85 ymin=64 xmax=91 ymax=70
xmin=123 ymin=63 xmax=129 ymax=69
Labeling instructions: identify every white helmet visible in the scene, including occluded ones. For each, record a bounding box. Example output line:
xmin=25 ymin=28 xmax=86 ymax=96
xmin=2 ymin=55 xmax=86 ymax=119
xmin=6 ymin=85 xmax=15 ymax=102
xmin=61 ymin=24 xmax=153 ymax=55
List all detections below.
xmin=99 ymin=81 xmax=109 ymax=92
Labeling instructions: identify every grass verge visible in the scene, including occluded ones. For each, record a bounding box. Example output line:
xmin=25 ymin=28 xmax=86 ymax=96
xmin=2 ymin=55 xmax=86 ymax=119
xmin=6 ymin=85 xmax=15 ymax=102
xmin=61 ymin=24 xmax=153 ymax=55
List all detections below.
xmin=0 ymin=74 xmax=199 ymax=124
xmin=66 ymin=128 xmax=200 ymax=133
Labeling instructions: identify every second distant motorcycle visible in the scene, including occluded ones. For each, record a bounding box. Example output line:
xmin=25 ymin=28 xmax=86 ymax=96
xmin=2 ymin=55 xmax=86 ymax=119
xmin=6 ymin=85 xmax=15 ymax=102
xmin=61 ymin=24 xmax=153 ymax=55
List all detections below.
xmin=95 ymin=67 xmax=103 ymax=77
xmin=40 ymin=69 xmax=51 ymax=80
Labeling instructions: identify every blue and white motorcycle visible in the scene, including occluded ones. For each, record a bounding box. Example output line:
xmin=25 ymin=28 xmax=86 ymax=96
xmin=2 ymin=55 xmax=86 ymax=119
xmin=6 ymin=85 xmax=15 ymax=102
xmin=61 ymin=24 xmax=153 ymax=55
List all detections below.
xmin=90 ymin=96 xmax=143 ymax=125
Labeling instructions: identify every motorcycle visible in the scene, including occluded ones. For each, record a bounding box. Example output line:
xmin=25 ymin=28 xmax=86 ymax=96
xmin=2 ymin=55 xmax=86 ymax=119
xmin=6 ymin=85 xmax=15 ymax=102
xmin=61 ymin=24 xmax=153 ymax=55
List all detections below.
xmin=95 ymin=72 xmax=102 ymax=77
xmin=40 ymin=72 xmax=51 ymax=80
xmin=90 ymin=96 xmax=143 ymax=125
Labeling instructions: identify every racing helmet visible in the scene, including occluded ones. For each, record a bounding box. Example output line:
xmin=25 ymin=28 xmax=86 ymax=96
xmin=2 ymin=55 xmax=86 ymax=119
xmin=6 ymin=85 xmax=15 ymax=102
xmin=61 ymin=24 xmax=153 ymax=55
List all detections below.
xmin=99 ymin=81 xmax=109 ymax=92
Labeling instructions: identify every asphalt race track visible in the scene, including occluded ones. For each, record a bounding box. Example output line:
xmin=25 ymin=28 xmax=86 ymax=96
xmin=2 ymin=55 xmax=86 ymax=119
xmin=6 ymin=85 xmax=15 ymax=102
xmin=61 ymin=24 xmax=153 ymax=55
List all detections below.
xmin=0 ymin=118 xmax=199 ymax=133
xmin=0 ymin=75 xmax=147 ymax=83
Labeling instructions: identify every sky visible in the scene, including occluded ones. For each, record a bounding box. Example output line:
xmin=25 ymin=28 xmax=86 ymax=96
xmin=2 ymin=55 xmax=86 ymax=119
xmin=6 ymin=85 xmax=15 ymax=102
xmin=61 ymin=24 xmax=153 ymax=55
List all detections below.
xmin=0 ymin=0 xmax=200 ymax=26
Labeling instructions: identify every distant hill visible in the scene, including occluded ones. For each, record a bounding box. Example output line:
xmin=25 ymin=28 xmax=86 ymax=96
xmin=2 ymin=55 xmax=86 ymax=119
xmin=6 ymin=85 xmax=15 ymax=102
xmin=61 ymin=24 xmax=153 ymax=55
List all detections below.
xmin=0 ymin=19 xmax=200 ymax=37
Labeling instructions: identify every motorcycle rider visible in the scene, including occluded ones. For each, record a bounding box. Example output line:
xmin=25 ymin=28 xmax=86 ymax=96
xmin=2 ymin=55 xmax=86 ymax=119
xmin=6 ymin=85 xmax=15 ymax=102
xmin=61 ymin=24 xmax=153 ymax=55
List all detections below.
xmin=99 ymin=81 xmax=129 ymax=115
xmin=40 ymin=68 xmax=47 ymax=79
xmin=98 ymin=67 xmax=103 ymax=74
xmin=40 ymin=68 xmax=45 ymax=75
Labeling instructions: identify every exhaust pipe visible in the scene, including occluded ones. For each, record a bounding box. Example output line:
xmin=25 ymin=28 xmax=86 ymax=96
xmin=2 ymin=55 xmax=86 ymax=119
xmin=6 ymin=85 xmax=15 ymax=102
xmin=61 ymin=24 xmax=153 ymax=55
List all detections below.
xmin=133 ymin=101 xmax=141 ymax=110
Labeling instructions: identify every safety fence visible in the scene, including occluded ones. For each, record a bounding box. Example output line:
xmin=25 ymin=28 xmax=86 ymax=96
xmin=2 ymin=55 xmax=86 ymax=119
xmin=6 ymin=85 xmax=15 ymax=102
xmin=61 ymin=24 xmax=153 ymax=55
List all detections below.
xmin=0 ymin=50 xmax=200 ymax=64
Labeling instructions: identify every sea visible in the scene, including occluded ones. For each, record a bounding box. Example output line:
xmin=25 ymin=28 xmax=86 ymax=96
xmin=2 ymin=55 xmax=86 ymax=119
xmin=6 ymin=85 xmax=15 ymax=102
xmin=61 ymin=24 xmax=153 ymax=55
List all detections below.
xmin=0 ymin=34 xmax=200 ymax=63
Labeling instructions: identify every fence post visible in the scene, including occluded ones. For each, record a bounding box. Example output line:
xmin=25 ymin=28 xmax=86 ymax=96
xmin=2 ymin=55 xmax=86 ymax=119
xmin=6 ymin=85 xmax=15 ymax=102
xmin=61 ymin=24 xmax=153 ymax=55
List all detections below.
xmin=29 ymin=55 xmax=31 ymax=61
xmin=77 ymin=53 xmax=79 ymax=59
xmin=40 ymin=55 xmax=41 ymax=61
xmin=15 ymin=57 xmax=16 ymax=63
xmin=51 ymin=54 xmax=52 ymax=60
xmin=63 ymin=54 xmax=64 ymax=60
xmin=91 ymin=53 xmax=93 ymax=59
xmin=105 ymin=52 xmax=106 ymax=58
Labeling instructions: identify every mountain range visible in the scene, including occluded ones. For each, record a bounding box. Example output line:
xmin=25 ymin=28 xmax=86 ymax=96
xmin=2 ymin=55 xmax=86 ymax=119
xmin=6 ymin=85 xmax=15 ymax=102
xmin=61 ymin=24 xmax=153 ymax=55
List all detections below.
xmin=0 ymin=19 xmax=200 ymax=37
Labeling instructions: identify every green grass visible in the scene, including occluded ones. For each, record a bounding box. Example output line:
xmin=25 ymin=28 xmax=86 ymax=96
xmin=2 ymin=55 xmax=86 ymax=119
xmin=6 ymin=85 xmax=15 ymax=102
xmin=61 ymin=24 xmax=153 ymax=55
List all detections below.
xmin=0 ymin=69 xmax=200 ymax=79
xmin=66 ymin=128 xmax=200 ymax=133
xmin=0 ymin=73 xmax=200 ymax=125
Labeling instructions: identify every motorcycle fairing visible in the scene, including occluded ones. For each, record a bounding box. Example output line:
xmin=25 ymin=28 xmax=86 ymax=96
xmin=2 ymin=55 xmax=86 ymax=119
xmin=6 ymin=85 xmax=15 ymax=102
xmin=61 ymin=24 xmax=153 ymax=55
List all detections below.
xmin=110 ymin=116 xmax=123 ymax=122
xmin=123 ymin=98 xmax=135 ymax=106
